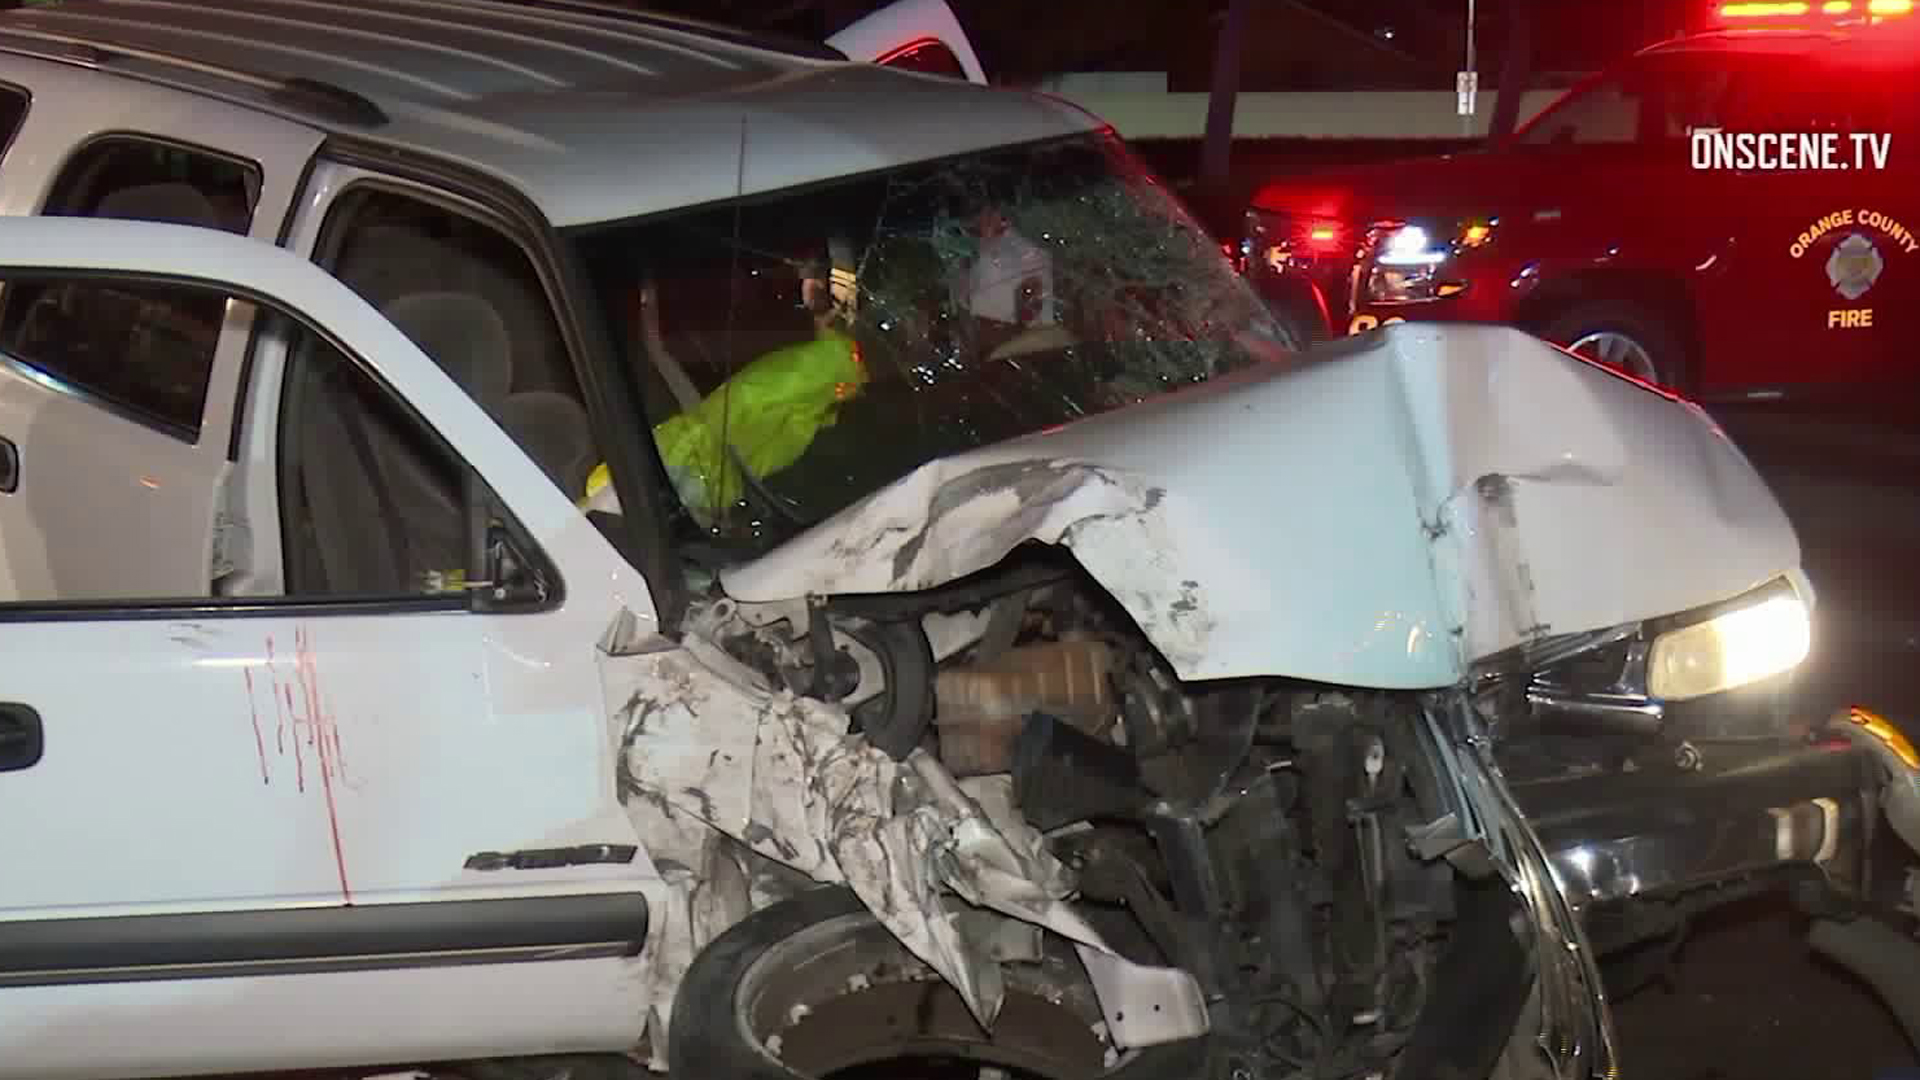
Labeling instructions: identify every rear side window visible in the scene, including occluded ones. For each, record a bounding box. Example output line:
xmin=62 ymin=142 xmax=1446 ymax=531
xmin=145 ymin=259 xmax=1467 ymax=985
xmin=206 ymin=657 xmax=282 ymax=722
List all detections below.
xmin=0 ymin=137 xmax=261 ymax=440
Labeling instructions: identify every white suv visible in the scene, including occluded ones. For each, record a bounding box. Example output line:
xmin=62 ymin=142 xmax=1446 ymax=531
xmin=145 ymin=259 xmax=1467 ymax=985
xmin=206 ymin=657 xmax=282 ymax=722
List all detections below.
xmin=0 ymin=3 xmax=1912 ymax=1080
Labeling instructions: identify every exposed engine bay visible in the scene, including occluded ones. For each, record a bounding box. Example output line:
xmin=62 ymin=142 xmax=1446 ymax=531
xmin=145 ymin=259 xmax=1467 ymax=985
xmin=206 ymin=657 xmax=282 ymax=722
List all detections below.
xmin=616 ymin=546 xmax=1523 ymax=1079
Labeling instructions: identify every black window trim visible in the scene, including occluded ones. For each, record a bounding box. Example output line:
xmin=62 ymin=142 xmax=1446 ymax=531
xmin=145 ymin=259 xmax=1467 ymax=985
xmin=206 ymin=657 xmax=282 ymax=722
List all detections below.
xmin=0 ymin=79 xmax=30 ymax=163
xmin=0 ymin=265 xmax=563 ymax=621
xmin=0 ymin=130 xmax=268 ymax=445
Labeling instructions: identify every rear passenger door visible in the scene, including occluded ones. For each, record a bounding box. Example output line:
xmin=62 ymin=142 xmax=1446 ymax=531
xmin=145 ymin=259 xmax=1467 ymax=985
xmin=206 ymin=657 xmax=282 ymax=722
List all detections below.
xmin=0 ymin=59 xmax=320 ymax=601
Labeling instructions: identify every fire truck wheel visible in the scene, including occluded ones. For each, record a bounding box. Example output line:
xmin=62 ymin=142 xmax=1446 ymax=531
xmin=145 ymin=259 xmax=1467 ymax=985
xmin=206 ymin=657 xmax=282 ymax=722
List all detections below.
xmin=1539 ymin=302 xmax=1688 ymax=392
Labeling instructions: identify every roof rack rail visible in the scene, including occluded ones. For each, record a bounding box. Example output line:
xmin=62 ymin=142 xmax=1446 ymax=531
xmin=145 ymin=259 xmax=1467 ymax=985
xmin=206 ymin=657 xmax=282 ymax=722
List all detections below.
xmin=268 ymin=77 xmax=389 ymax=128
xmin=502 ymin=0 xmax=846 ymax=61
xmin=0 ymin=24 xmax=391 ymax=127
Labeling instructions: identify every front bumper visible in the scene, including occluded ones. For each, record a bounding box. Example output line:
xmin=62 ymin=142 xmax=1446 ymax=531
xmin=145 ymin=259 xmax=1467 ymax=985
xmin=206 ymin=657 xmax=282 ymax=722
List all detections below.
xmin=1513 ymin=734 xmax=1883 ymax=917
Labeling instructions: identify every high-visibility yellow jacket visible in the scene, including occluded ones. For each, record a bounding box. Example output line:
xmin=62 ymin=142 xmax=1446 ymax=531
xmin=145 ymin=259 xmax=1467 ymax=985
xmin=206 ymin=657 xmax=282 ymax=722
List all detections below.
xmin=580 ymin=327 xmax=866 ymax=524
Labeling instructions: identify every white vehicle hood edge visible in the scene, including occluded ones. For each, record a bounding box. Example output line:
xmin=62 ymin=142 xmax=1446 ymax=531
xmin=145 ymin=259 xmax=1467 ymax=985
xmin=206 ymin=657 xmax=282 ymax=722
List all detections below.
xmin=721 ymin=322 xmax=1801 ymax=688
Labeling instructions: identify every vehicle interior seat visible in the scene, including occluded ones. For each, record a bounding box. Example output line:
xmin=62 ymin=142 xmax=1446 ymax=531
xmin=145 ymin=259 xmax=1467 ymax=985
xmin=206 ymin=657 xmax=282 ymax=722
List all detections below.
xmin=92 ymin=181 xmax=226 ymax=228
xmin=494 ymin=390 xmax=597 ymax=502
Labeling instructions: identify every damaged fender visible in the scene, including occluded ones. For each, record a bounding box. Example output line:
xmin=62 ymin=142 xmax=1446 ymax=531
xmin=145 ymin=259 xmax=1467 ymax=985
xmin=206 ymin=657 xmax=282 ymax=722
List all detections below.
xmin=600 ymin=636 xmax=1208 ymax=1052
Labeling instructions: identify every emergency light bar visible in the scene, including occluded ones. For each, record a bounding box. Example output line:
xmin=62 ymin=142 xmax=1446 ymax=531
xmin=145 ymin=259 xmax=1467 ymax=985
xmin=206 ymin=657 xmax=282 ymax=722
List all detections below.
xmin=1714 ymin=0 xmax=1913 ymax=23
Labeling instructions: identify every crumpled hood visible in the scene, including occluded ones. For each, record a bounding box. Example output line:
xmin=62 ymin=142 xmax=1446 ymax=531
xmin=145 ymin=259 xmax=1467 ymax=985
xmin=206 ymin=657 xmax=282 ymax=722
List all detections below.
xmin=722 ymin=323 xmax=1799 ymax=689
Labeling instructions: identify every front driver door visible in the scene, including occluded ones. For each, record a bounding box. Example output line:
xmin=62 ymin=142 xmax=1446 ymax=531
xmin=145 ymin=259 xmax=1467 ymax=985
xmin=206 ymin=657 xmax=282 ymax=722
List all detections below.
xmin=0 ymin=217 xmax=665 ymax=1080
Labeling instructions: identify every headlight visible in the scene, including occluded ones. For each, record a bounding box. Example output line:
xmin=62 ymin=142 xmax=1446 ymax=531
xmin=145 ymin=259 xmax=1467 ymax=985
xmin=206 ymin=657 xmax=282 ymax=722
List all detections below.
xmin=1647 ymin=582 xmax=1812 ymax=702
xmin=1377 ymin=224 xmax=1448 ymax=266
xmin=1362 ymin=219 xmax=1492 ymax=304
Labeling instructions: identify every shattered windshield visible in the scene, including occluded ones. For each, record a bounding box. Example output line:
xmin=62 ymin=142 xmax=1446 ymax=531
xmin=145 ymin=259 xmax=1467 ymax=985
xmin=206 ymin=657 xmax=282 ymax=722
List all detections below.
xmin=569 ymin=132 xmax=1293 ymax=549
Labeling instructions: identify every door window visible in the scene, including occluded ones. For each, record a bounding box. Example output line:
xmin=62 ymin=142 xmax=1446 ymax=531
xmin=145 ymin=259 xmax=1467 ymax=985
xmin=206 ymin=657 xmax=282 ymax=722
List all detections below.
xmin=0 ymin=265 xmax=549 ymax=607
xmin=275 ymin=316 xmax=497 ymax=600
xmin=316 ymin=188 xmax=603 ymax=506
xmin=0 ymin=137 xmax=260 ymax=441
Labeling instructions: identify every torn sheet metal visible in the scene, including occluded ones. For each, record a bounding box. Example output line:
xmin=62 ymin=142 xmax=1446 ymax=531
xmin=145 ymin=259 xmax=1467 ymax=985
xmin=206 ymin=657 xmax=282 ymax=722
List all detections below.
xmin=605 ymin=642 xmax=1206 ymax=1048
xmin=720 ymin=322 xmax=1801 ymax=692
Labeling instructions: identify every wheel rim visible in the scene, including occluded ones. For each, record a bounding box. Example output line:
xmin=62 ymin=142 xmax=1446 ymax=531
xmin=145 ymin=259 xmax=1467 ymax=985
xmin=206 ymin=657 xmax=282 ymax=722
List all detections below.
xmin=734 ymin=913 xmax=1129 ymax=1079
xmin=1566 ymin=329 xmax=1659 ymax=384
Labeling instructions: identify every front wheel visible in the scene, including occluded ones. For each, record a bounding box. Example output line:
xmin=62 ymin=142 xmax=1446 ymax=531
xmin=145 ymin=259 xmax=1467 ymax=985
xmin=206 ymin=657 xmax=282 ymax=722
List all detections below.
xmin=669 ymin=886 xmax=1212 ymax=1080
xmin=1538 ymin=301 xmax=1689 ymax=392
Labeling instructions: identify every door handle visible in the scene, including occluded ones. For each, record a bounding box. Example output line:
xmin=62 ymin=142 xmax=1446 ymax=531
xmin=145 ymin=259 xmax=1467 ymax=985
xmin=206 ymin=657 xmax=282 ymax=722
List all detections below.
xmin=0 ymin=704 xmax=42 ymax=771
xmin=0 ymin=435 xmax=16 ymax=493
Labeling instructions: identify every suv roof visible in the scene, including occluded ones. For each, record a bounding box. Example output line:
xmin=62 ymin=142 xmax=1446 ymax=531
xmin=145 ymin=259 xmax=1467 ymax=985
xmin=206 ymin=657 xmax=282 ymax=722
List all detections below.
xmin=0 ymin=0 xmax=1094 ymax=227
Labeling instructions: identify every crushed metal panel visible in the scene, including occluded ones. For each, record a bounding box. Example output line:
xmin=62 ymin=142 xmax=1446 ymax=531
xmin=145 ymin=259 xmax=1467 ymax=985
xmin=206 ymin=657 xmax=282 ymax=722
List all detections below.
xmin=718 ymin=323 xmax=1803 ymax=688
xmin=722 ymin=456 xmax=1270 ymax=682
xmin=601 ymin=640 xmax=1206 ymax=1048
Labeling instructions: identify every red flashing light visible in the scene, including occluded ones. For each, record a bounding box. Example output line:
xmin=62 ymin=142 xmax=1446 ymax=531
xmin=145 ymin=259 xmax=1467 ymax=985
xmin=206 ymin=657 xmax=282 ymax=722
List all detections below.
xmin=1715 ymin=0 xmax=1910 ymax=24
xmin=1719 ymin=1 xmax=1810 ymax=14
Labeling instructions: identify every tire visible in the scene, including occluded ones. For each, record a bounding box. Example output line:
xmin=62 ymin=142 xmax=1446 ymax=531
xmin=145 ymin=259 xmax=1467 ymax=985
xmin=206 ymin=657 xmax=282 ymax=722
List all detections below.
xmin=669 ymin=886 xmax=1213 ymax=1080
xmin=1537 ymin=300 xmax=1689 ymax=392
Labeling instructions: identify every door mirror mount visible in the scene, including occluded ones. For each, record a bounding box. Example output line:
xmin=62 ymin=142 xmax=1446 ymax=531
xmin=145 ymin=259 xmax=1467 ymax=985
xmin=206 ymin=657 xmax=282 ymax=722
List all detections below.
xmin=469 ymin=521 xmax=552 ymax=612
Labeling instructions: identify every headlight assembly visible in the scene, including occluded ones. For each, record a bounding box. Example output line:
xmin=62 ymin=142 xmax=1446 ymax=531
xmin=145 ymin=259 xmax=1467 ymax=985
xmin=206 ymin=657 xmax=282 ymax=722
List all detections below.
xmin=1377 ymin=224 xmax=1449 ymax=266
xmin=1518 ymin=577 xmax=1814 ymax=743
xmin=1647 ymin=580 xmax=1812 ymax=702
xmin=1361 ymin=219 xmax=1493 ymax=304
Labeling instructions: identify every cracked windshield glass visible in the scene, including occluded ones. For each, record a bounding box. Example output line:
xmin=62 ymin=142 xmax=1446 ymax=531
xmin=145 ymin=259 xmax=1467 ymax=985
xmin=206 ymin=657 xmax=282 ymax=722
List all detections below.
xmin=571 ymin=132 xmax=1295 ymax=549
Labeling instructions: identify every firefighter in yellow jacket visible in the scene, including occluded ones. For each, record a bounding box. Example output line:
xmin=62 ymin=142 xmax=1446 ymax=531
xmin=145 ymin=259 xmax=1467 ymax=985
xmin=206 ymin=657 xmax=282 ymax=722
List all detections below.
xmin=580 ymin=255 xmax=867 ymax=528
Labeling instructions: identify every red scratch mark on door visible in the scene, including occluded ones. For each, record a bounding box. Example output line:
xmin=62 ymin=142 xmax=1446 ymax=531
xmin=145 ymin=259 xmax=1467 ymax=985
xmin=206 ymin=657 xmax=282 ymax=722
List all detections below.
xmin=261 ymin=630 xmax=354 ymax=904
xmin=295 ymin=625 xmax=352 ymax=904
xmin=242 ymin=668 xmax=270 ymax=785
xmin=266 ymin=636 xmax=304 ymax=791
